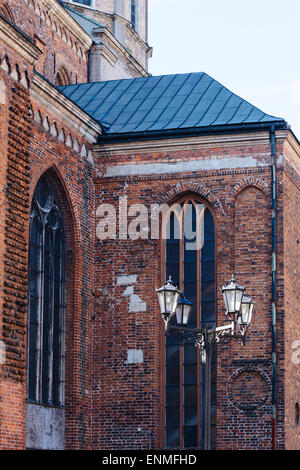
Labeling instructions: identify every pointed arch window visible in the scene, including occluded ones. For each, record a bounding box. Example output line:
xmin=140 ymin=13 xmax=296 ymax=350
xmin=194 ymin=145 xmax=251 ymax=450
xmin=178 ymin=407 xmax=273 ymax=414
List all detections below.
xmin=55 ymin=67 xmax=71 ymax=87
xmin=27 ymin=175 xmax=66 ymax=407
xmin=163 ymin=198 xmax=216 ymax=449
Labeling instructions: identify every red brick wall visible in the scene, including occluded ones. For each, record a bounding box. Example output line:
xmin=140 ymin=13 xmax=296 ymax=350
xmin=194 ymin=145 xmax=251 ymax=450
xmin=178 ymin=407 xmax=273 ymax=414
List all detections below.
xmin=93 ymin=137 xmax=280 ymax=449
xmin=0 ymin=73 xmax=8 ymax=378
xmin=2 ymin=0 xmax=88 ymax=85
xmin=0 ymin=53 xmax=294 ymax=449
xmin=0 ymin=54 xmax=95 ymax=450
xmin=28 ymin=111 xmax=95 ymax=450
xmin=0 ymin=67 xmax=30 ymax=449
xmin=0 ymin=3 xmax=299 ymax=450
xmin=218 ymin=185 xmax=273 ymax=450
xmin=283 ymin=149 xmax=300 ymax=449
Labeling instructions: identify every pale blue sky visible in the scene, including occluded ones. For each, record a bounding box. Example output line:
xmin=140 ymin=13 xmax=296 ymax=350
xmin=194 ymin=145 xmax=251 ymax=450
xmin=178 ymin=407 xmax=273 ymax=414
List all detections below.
xmin=148 ymin=0 xmax=300 ymax=138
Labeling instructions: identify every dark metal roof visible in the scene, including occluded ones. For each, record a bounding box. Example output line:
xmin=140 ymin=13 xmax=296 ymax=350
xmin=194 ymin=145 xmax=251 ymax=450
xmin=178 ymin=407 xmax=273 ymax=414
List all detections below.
xmin=62 ymin=3 xmax=103 ymax=44
xmin=58 ymin=72 xmax=286 ymax=136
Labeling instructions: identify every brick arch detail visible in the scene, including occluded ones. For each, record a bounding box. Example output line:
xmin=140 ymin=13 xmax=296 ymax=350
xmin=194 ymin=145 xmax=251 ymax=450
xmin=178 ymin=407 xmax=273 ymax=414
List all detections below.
xmin=0 ymin=53 xmax=30 ymax=88
xmin=23 ymin=0 xmax=86 ymax=61
xmin=227 ymin=367 xmax=271 ymax=413
xmin=226 ymin=177 xmax=270 ymax=206
xmin=157 ymin=181 xmax=226 ymax=228
xmin=233 ymin=184 xmax=271 ymax=356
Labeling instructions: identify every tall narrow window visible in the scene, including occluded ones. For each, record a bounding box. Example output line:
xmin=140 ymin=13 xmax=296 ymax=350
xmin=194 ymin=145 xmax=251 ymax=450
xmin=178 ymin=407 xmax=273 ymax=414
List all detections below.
xmin=164 ymin=199 xmax=216 ymax=449
xmin=27 ymin=175 xmax=66 ymax=407
xmin=131 ymin=0 xmax=137 ymax=31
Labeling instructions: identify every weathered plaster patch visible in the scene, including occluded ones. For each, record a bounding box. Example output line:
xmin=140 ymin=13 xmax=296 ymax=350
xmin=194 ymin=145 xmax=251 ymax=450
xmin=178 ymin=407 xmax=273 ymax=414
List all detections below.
xmin=105 ymin=156 xmax=266 ymax=177
xmin=129 ymin=293 xmax=147 ymax=312
xmin=117 ymin=275 xmax=137 ymax=285
xmin=126 ymin=349 xmax=144 ymax=364
xmin=0 ymin=340 xmax=6 ymax=364
xmin=117 ymin=275 xmax=146 ymax=312
xmin=0 ymin=79 xmax=6 ymax=104
xmin=122 ymin=285 xmax=134 ymax=296
xmin=26 ymin=403 xmax=65 ymax=450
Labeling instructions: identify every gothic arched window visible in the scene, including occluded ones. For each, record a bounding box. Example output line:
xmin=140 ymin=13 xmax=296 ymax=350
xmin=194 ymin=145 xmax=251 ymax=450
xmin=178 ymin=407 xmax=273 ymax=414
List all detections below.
xmin=27 ymin=175 xmax=66 ymax=407
xmin=163 ymin=198 xmax=216 ymax=449
xmin=55 ymin=67 xmax=71 ymax=87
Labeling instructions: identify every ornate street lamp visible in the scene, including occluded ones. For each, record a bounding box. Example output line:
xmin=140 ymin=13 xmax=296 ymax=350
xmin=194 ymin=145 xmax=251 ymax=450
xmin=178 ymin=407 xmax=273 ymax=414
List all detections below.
xmin=221 ymin=276 xmax=245 ymax=316
xmin=175 ymin=294 xmax=193 ymax=326
xmin=157 ymin=275 xmax=254 ymax=353
xmin=238 ymin=294 xmax=255 ymax=338
xmin=156 ymin=276 xmax=181 ymax=329
xmin=157 ymin=275 xmax=255 ymax=451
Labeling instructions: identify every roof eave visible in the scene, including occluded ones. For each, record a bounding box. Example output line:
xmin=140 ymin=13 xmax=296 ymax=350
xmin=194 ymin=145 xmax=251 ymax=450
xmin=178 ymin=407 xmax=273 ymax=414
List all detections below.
xmin=97 ymin=120 xmax=288 ymax=144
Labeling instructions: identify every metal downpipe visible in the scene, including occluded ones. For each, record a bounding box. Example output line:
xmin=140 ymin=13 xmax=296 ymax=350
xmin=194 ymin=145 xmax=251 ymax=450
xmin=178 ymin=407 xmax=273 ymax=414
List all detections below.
xmin=270 ymin=126 xmax=277 ymax=450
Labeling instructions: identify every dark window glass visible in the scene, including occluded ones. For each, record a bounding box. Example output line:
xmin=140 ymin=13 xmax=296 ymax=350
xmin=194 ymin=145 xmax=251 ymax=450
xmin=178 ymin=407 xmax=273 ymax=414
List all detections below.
xmin=184 ymin=426 xmax=197 ymax=448
xmin=166 ymin=406 xmax=180 ymax=427
xmin=166 ymin=427 xmax=180 ymax=448
xmin=72 ymin=0 xmax=92 ymax=5
xmin=165 ymin=212 xmax=180 ymax=447
xmin=165 ymin=386 xmax=180 ymax=406
xmin=184 ymin=406 xmax=197 ymax=426
xmin=165 ymin=201 xmax=216 ymax=449
xmin=27 ymin=176 xmax=66 ymax=407
xmin=166 ymin=345 xmax=179 ymax=365
xmin=166 ymin=365 xmax=180 ymax=386
xmin=131 ymin=0 xmax=137 ymax=30
xmin=201 ymin=209 xmax=216 ymax=449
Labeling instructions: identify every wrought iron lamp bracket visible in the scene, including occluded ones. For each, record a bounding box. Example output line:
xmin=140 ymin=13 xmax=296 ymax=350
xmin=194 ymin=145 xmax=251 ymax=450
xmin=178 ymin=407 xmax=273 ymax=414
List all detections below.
xmin=168 ymin=321 xmax=246 ymax=353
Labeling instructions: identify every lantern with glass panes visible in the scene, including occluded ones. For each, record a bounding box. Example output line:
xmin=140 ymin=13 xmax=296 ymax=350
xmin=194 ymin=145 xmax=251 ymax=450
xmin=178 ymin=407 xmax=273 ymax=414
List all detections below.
xmin=175 ymin=294 xmax=193 ymax=326
xmin=156 ymin=275 xmax=254 ymax=353
xmin=156 ymin=276 xmax=182 ymax=330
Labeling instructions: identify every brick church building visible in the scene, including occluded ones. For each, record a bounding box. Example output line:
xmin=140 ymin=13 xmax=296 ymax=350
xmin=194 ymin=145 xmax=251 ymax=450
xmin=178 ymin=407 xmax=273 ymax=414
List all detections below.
xmin=0 ymin=0 xmax=299 ymax=451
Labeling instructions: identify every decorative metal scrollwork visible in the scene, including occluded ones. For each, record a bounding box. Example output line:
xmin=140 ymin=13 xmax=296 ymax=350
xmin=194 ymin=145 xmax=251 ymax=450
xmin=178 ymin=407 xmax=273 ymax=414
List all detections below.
xmin=169 ymin=320 xmax=245 ymax=355
xmin=194 ymin=323 xmax=235 ymax=354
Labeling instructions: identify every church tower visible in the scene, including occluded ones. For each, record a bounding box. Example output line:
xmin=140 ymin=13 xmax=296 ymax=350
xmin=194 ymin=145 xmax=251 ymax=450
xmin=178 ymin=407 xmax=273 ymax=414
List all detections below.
xmin=63 ymin=1 xmax=152 ymax=81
